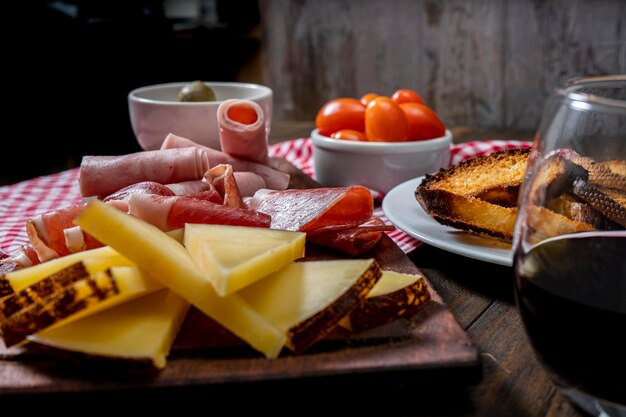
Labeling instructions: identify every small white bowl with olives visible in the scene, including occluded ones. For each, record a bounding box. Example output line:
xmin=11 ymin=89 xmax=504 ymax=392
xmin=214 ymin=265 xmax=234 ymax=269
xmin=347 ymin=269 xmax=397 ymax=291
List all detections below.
xmin=128 ymin=81 xmax=273 ymax=151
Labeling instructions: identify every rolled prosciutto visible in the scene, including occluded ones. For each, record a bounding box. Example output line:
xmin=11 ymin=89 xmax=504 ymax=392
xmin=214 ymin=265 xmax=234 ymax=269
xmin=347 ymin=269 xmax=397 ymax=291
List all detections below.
xmin=1 ymin=245 xmax=41 ymax=296
xmin=26 ymin=203 xmax=103 ymax=262
xmin=128 ymin=193 xmax=270 ymax=232
xmin=218 ymin=99 xmax=269 ymax=165
xmin=79 ymin=147 xmax=210 ymax=197
xmin=161 ymin=134 xmax=289 ymax=191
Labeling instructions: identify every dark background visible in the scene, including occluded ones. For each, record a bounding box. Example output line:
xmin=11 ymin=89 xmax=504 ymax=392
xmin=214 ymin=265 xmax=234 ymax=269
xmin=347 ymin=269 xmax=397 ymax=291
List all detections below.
xmin=4 ymin=0 xmax=261 ymax=185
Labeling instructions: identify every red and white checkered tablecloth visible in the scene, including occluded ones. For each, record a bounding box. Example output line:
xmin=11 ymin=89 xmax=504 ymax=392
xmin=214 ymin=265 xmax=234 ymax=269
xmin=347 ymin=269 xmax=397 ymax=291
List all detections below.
xmin=0 ymin=139 xmax=531 ymax=255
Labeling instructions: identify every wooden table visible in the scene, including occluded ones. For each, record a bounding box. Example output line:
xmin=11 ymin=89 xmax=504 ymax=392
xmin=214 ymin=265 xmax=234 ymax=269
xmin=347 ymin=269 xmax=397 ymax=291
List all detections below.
xmin=269 ymin=122 xmax=585 ymax=417
xmin=0 ymin=123 xmax=586 ymax=417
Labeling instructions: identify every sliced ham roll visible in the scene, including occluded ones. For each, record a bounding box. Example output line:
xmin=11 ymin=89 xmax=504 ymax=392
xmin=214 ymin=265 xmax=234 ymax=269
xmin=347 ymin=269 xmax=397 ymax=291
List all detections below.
xmin=165 ymin=180 xmax=211 ymax=196
xmin=233 ymin=172 xmax=266 ymax=197
xmin=218 ymin=99 xmax=269 ymax=165
xmin=26 ymin=204 xmax=103 ymax=262
xmin=79 ymin=147 xmax=210 ymax=197
xmin=161 ymin=134 xmax=289 ymax=191
xmin=128 ymin=193 xmax=270 ymax=232
xmin=246 ymin=186 xmax=374 ymax=232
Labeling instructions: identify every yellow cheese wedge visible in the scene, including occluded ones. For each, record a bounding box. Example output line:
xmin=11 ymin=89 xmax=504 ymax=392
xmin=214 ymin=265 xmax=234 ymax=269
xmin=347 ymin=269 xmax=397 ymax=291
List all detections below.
xmin=239 ymin=259 xmax=381 ymax=353
xmin=30 ymin=289 xmax=189 ymax=369
xmin=366 ymin=270 xmax=423 ymax=298
xmin=5 ymin=246 xmax=130 ymax=292
xmin=184 ymin=224 xmax=306 ymax=296
xmin=75 ymin=200 xmax=287 ymax=358
xmin=1 ymin=265 xmax=164 ymax=346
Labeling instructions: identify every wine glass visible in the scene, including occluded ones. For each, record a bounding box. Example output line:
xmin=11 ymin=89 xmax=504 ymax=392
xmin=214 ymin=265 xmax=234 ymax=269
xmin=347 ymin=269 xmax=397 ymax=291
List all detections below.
xmin=513 ymin=75 xmax=626 ymax=417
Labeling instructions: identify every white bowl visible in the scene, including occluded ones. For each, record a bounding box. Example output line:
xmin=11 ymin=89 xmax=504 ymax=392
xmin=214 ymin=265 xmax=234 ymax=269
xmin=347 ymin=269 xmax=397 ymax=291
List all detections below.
xmin=128 ymin=82 xmax=273 ymax=151
xmin=310 ymin=129 xmax=452 ymax=193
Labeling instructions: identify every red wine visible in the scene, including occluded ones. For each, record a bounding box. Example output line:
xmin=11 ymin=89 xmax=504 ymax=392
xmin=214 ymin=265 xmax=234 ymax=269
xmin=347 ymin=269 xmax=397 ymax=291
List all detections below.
xmin=514 ymin=231 xmax=626 ymax=405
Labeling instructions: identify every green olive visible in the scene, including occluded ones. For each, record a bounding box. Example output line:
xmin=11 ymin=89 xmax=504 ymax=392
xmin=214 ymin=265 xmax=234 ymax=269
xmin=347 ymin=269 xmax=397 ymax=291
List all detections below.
xmin=178 ymin=81 xmax=216 ymax=102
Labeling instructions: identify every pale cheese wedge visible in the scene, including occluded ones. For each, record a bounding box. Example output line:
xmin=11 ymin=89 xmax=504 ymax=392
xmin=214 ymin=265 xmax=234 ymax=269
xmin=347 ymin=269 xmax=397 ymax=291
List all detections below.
xmin=75 ymin=200 xmax=287 ymax=358
xmin=239 ymin=259 xmax=381 ymax=353
xmin=184 ymin=224 xmax=305 ymax=296
xmin=30 ymin=289 xmax=189 ymax=369
xmin=5 ymin=246 xmax=130 ymax=292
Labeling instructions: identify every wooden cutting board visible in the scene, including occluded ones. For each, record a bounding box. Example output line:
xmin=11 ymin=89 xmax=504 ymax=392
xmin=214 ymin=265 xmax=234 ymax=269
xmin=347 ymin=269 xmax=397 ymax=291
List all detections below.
xmin=0 ymin=158 xmax=480 ymax=394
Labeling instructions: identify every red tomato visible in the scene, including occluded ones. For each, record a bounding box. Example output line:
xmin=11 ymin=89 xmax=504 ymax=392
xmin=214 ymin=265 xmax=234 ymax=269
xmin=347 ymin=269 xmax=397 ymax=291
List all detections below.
xmin=391 ymin=89 xmax=425 ymax=105
xmin=315 ymin=98 xmax=365 ymax=136
xmin=400 ymin=102 xmax=446 ymax=141
xmin=360 ymin=93 xmax=379 ymax=106
xmin=365 ymin=97 xmax=408 ymax=142
xmin=330 ymin=129 xmax=367 ymax=141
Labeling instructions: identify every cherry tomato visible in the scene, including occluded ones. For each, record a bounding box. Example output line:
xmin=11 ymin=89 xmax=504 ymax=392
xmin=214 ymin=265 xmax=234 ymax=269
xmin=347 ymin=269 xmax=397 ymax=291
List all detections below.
xmin=315 ymin=98 xmax=365 ymax=136
xmin=365 ymin=97 xmax=408 ymax=142
xmin=400 ymin=102 xmax=446 ymax=141
xmin=330 ymin=129 xmax=367 ymax=141
xmin=360 ymin=93 xmax=379 ymax=106
xmin=391 ymin=89 xmax=425 ymax=105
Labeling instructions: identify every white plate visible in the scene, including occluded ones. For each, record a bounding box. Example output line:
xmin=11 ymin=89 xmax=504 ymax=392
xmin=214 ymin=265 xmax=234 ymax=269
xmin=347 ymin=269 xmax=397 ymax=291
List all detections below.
xmin=382 ymin=177 xmax=513 ymax=266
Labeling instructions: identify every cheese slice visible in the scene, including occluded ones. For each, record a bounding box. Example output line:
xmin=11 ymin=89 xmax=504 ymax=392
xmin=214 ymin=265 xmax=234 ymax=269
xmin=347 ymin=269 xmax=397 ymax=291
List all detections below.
xmin=1 ymin=265 xmax=164 ymax=346
xmin=184 ymin=224 xmax=305 ymax=296
xmin=239 ymin=259 xmax=381 ymax=353
xmin=5 ymin=246 xmax=130 ymax=292
xmin=366 ymin=270 xmax=422 ymax=298
xmin=75 ymin=200 xmax=287 ymax=358
xmin=30 ymin=289 xmax=189 ymax=369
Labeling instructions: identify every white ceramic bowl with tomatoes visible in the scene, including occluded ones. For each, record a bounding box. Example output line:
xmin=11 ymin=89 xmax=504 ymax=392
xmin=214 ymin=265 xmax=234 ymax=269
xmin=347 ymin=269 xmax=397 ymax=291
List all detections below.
xmin=310 ymin=128 xmax=452 ymax=194
xmin=311 ymin=89 xmax=452 ymax=193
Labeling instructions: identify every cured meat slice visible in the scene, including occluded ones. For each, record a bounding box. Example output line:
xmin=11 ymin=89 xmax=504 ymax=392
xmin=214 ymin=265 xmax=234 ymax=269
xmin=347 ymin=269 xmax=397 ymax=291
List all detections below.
xmin=79 ymin=147 xmax=210 ymax=197
xmin=1 ymin=245 xmax=41 ymax=296
xmin=204 ymin=164 xmax=244 ymax=208
xmin=165 ymin=180 xmax=211 ymax=196
xmin=246 ymin=186 xmax=374 ymax=232
xmin=307 ymin=218 xmax=396 ymax=256
xmin=233 ymin=172 xmax=266 ymax=197
xmin=103 ymin=181 xmax=175 ymax=202
xmin=128 ymin=193 xmax=270 ymax=232
xmin=217 ymin=99 xmax=269 ymax=165
xmin=26 ymin=204 xmax=103 ymax=262
xmin=161 ymin=134 xmax=289 ymax=191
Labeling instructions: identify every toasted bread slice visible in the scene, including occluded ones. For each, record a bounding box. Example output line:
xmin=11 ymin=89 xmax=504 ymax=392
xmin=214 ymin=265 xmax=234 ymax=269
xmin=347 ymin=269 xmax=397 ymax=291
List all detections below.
xmin=415 ymin=148 xmax=529 ymax=241
xmin=601 ymin=159 xmax=626 ymax=177
xmin=529 ymin=155 xmax=588 ymax=204
xmin=525 ymin=204 xmax=595 ymax=243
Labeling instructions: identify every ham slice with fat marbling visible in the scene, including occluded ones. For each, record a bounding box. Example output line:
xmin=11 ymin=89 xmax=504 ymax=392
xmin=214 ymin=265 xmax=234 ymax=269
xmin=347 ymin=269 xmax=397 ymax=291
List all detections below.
xmin=217 ymin=99 xmax=269 ymax=165
xmin=161 ymin=134 xmax=289 ymax=191
xmin=79 ymin=147 xmax=210 ymax=197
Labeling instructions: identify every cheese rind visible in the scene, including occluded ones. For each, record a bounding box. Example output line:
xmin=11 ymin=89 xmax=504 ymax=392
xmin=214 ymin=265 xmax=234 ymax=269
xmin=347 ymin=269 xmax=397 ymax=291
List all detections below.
xmin=75 ymin=200 xmax=286 ymax=358
xmin=184 ymin=224 xmax=305 ymax=296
